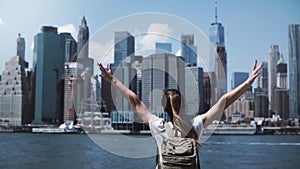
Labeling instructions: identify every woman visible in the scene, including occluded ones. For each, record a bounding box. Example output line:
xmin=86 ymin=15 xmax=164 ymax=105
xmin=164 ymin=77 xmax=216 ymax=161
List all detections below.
xmin=98 ymin=60 xmax=263 ymax=167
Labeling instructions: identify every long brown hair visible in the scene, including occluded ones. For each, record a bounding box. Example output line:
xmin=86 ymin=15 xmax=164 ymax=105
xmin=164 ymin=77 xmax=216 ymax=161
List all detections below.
xmin=161 ymin=89 xmax=199 ymax=141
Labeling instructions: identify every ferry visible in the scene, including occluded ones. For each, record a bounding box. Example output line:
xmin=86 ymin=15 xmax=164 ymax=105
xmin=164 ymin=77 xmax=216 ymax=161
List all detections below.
xmin=32 ymin=121 xmax=82 ymax=134
xmin=203 ymin=124 xmax=257 ymax=135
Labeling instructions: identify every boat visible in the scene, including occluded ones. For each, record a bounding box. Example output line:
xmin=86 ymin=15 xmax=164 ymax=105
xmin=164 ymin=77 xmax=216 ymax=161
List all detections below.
xmin=203 ymin=124 xmax=257 ymax=135
xmin=32 ymin=121 xmax=82 ymax=134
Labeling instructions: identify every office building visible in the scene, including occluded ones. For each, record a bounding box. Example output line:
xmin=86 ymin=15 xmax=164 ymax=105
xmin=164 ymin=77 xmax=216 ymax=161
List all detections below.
xmin=142 ymin=53 xmax=185 ymax=112
xmin=185 ymin=66 xmax=204 ymax=115
xmin=209 ymin=3 xmax=227 ymax=104
xmin=16 ymin=33 xmax=25 ymax=60
xmin=181 ymin=34 xmax=197 ymax=66
xmin=203 ymin=72 xmax=215 ymax=113
xmin=33 ymin=26 xmax=65 ymax=124
xmin=288 ymin=24 xmax=300 ymax=118
xmin=60 ymin=33 xmax=77 ymax=62
xmin=232 ymin=72 xmax=249 ymax=89
xmin=254 ymin=87 xmax=269 ymax=118
xmin=0 ymin=56 xmax=32 ymax=126
xmin=76 ymin=17 xmax=94 ymax=112
xmin=114 ymin=31 xmax=135 ymax=67
xmin=64 ymin=62 xmax=84 ymax=122
xmin=269 ymin=45 xmax=280 ymax=113
xmin=257 ymin=61 xmax=268 ymax=95
xmin=156 ymin=42 xmax=172 ymax=54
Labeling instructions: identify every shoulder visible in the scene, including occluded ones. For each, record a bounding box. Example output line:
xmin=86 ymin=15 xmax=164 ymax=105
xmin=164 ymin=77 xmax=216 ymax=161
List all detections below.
xmin=192 ymin=115 xmax=204 ymax=135
xmin=149 ymin=114 xmax=166 ymax=136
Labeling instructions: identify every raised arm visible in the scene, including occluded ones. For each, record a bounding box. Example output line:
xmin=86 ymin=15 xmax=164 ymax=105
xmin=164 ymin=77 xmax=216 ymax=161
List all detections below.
xmin=98 ymin=63 xmax=152 ymax=125
xmin=201 ymin=60 xmax=263 ymax=127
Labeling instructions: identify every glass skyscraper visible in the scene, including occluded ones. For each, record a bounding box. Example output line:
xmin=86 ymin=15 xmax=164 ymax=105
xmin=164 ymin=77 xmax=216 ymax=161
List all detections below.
xmin=288 ymin=24 xmax=300 ymax=118
xmin=114 ymin=31 xmax=135 ymax=67
xmin=231 ymin=72 xmax=249 ymax=89
xmin=33 ymin=26 xmax=65 ymax=124
xmin=155 ymin=42 xmax=172 ymax=54
xmin=209 ymin=3 xmax=225 ymax=47
xmin=181 ymin=34 xmax=197 ymax=66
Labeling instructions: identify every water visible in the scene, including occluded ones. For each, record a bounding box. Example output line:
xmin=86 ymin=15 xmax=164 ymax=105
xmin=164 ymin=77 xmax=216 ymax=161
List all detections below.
xmin=0 ymin=133 xmax=299 ymax=169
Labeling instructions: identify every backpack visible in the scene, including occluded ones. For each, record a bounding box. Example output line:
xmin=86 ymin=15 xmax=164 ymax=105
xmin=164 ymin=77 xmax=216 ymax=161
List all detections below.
xmin=156 ymin=123 xmax=200 ymax=169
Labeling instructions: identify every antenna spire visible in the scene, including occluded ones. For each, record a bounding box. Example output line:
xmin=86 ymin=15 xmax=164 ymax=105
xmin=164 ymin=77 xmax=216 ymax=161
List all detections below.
xmin=215 ymin=1 xmax=218 ymax=23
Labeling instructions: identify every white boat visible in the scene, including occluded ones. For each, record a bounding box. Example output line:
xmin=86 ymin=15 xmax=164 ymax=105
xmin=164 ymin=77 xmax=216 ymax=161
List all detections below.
xmin=203 ymin=124 xmax=257 ymax=135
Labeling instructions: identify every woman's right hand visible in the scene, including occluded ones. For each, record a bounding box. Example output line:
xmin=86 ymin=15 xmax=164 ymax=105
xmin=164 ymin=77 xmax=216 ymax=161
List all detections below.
xmin=98 ymin=63 xmax=114 ymax=83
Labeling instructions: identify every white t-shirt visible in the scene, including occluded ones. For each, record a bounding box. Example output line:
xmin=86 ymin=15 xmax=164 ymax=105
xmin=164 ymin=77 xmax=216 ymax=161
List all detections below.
xmin=149 ymin=95 xmax=227 ymax=164
xmin=149 ymin=114 xmax=204 ymax=164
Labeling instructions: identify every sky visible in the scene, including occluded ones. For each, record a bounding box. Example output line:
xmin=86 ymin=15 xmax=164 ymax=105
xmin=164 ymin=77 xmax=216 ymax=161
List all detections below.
xmin=0 ymin=0 xmax=299 ymax=89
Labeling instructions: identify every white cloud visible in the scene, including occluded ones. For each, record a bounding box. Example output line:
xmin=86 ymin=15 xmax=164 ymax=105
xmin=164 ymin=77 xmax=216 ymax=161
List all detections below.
xmin=0 ymin=18 xmax=5 ymax=28
xmin=89 ymin=40 xmax=114 ymax=74
xmin=136 ymin=23 xmax=173 ymax=53
xmin=57 ymin=24 xmax=78 ymax=41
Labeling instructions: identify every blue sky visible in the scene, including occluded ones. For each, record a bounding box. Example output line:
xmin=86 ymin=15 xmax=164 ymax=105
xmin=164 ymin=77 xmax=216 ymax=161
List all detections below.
xmin=0 ymin=0 xmax=299 ymax=89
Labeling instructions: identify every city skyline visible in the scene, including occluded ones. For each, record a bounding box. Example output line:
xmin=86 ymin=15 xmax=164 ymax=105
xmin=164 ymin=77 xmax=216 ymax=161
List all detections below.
xmin=0 ymin=0 xmax=299 ymax=91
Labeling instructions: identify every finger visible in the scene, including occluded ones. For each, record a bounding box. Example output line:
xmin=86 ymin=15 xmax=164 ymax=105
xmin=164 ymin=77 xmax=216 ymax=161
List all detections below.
xmin=99 ymin=63 xmax=106 ymax=72
xmin=253 ymin=60 xmax=257 ymax=70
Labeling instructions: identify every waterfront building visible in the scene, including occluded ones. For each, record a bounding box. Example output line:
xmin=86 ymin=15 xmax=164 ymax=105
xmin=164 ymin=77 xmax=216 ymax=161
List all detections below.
xmin=156 ymin=42 xmax=172 ymax=54
xmin=64 ymin=62 xmax=84 ymax=122
xmin=181 ymin=34 xmax=197 ymax=66
xmin=33 ymin=26 xmax=65 ymax=124
xmin=288 ymin=24 xmax=300 ymax=118
xmin=226 ymin=89 xmax=255 ymax=121
xmin=185 ymin=66 xmax=204 ymax=115
xmin=16 ymin=33 xmax=25 ymax=60
xmin=113 ymin=31 xmax=135 ymax=67
xmin=0 ymin=34 xmax=33 ymax=125
xmin=0 ymin=56 xmax=32 ymax=126
xmin=254 ymin=87 xmax=269 ymax=118
xmin=76 ymin=17 xmax=94 ymax=112
xmin=269 ymin=45 xmax=280 ymax=113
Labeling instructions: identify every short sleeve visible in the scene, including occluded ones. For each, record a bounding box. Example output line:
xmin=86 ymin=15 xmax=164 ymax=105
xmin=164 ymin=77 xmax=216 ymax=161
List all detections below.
xmin=192 ymin=115 xmax=204 ymax=136
xmin=149 ymin=114 xmax=166 ymax=137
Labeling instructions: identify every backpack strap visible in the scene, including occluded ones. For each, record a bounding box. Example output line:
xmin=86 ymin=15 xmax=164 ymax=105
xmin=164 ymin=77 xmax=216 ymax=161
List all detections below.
xmin=164 ymin=123 xmax=175 ymax=137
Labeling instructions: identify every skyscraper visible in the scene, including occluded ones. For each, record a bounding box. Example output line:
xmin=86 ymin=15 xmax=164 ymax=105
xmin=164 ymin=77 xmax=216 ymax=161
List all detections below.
xmin=33 ymin=26 xmax=65 ymax=124
xmin=156 ymin=42 xmax=172 ymax=54
xmin=185 ymin=66 xmax=204 ymax=115
xmin=288 ymin=24 xmax=300 ymax=118
xmin=76 ymin=17 xmax=94 ymax=112
xmin=231 ymin=72 xmax=249 ymax=89
xmin=181 ymin=34 xmax=197 ymax=66
xmin=60 ymin=33 xmax=77 ymax=62
xmin=114 ymin=31 xmax=135 ymax=67
xmin=142 ymin=53 xmax=185 ymax=111
xmin=209 ymin=2 xmax=225 ymax=47
xmin=16 ymin=33 xmax=25 ymax=60
xmin=77 ymin=16 xmax=89 ymax=60
xmin=257 ymin=62 xmax=268 ymax=95
xmin=209 ymin=2 xmax=227 ymax=104
xmin=269 ymin=44 xmax=280 ymax=113
xmin=275 ymin=55 xmax=289 ymax=119
xmin=0 ymin=36 xmax=32 ymax=126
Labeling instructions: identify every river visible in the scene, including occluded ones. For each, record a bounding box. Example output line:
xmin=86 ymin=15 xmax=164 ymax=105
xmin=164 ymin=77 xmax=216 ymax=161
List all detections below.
xmin=0 ymin=133 xmax=299 ymax=169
